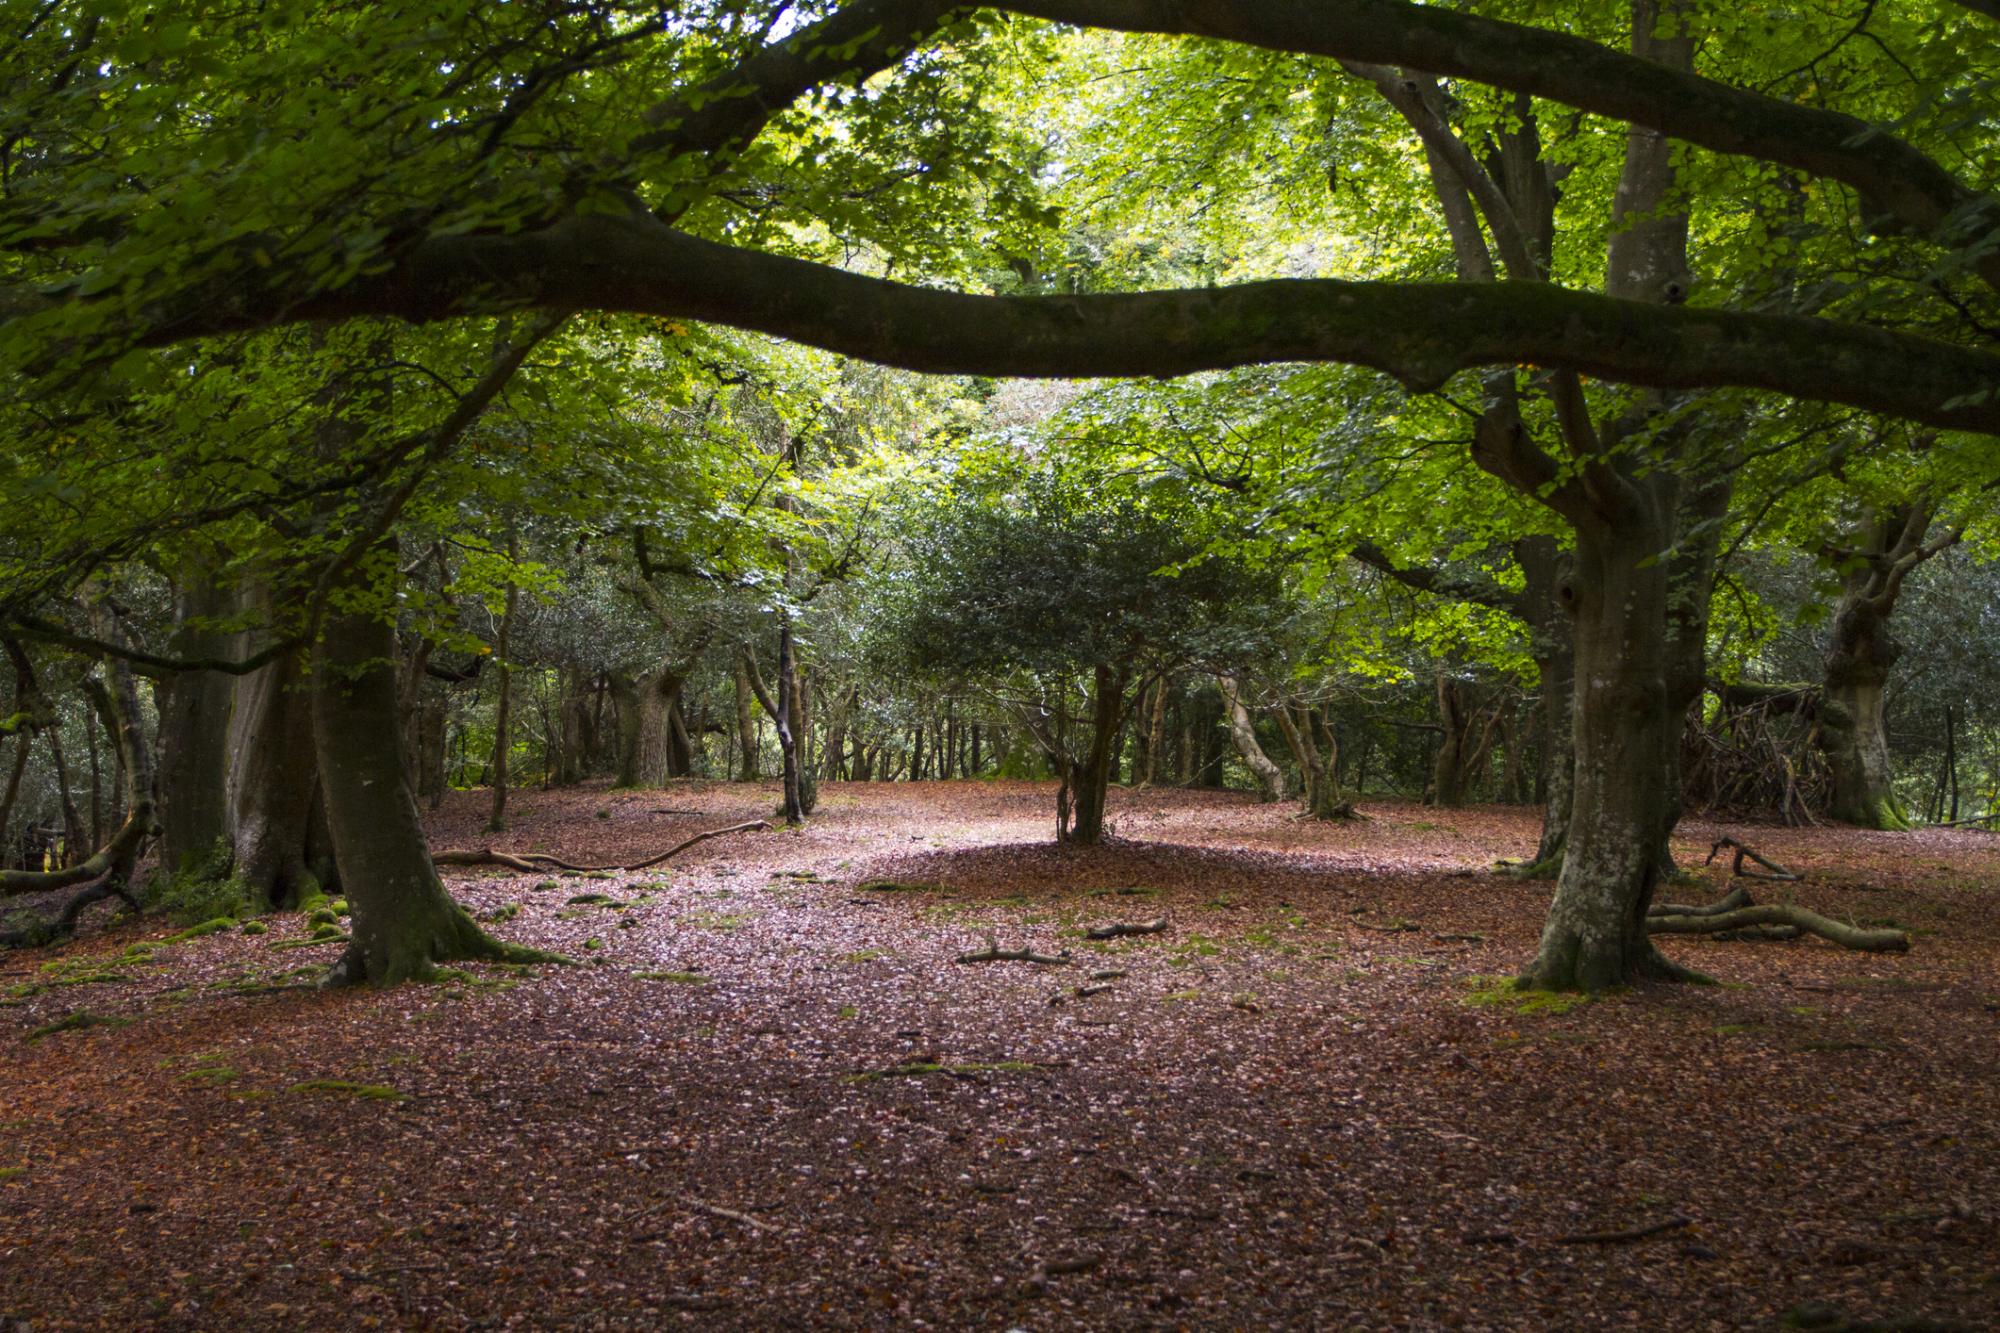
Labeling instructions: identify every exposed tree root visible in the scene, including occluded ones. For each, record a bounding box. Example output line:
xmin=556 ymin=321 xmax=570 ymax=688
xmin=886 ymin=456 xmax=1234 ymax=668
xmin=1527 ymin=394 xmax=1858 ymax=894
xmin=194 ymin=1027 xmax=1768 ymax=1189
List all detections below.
xmin=1085 ymin=918 xmax=1167 ymax=940
xmin=432 ymin=820 xmax=771 ymax=874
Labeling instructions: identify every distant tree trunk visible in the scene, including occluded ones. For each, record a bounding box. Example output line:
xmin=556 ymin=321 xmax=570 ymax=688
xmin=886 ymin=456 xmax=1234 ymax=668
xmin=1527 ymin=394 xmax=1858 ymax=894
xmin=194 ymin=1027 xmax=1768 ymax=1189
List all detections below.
xmin=1516 ymin=535 xmax=1577 ymax=876
xmin=45 ymin=722 xmax=84 ymax=869
xmin=1275 ymin=702 xmax=1351 ymax=819
xmin=969 ymin=723 xmax=982 ymax=776
xmin=1817 ymin=500 xmax=1955 ymax=829
xmin=486 ymin=532 xmax=520 ymax=833
xmin=608 ymin=670 xmax=642 ymax=786
xmin=774 ymin=620 xmax=804 ymax=823
xmin=733 ymin=656 xmax=760 ymax=781
xmin=1218 ymin=676 xmax=1286 ymax=802
xmin=554 ymin=667 xmax=593 ymax=785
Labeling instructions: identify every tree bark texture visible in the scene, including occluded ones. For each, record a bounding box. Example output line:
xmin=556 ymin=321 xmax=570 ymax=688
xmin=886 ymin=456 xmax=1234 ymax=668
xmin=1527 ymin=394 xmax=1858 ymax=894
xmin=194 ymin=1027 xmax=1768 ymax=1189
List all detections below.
xmin=1218 ymin=676 xmax=1286 ymax=803
xmin=313 ymin=600 xmax=538 ymax=986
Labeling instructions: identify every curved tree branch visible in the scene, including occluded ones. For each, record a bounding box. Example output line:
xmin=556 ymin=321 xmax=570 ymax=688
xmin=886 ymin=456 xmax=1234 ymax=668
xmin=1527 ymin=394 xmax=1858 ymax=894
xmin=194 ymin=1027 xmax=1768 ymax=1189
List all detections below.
xmin=231 ymin=212 xmax=2000 ymax=435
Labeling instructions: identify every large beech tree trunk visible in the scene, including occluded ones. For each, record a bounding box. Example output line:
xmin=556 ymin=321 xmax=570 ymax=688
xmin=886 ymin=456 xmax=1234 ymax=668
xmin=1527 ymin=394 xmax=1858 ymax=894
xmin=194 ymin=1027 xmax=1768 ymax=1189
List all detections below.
xmin=314 ymin=602 xmax=532 ymax=986
xmin=227 ymin=641 xmax=323 ymax=905
xmin=1520 ymin=510 xmax=1688 ymax=991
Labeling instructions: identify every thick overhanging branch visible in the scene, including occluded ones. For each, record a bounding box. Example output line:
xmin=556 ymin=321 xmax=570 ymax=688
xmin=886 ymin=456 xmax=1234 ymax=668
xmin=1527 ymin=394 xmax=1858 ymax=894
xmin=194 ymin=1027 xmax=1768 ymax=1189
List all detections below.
xmin=8 ymin=613 xmax=295 ymax=678
xmin=238 ymin=213 xmax=2000 ymax=435
xmin=998 ymin=0 xmax=2000 ymax=292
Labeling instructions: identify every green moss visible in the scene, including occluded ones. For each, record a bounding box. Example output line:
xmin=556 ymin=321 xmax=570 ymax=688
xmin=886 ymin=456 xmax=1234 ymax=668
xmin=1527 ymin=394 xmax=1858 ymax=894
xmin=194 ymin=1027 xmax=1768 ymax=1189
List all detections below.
xmin=239 ymin=921 xmax=268 ymax=936
xmin=565 ymin=892 xmax=623 ymax=907
xmin=26 ymin=1010 xmax=133 ymax=1041
xmin=838 ymin=948 xmax=887 ymax=963
xmin=288 ymin=1080 xmax=406 ymax=1101
xmin=634 ymin=970 xmax=710 ymax=984
xmin=683 ymin=912 xmax=751 ymax=931
xmin=305 ymin=907 xmax=340 ymax=929
xmin=481 ymin=903 xmax=521 ymax=924
xmin=531 ymin=879 xmax=559 ymax=892
xmin=268 ymin=933 xmax=347 ymax=951
xmin=144 ymin=842 xmax=253 ymax=924
xmin=837 ymin=1004 xmax=859 ymax=1019
xmin=1166 ymin=933 xmax=1224 ymax=964
xmin=0 ymin=1166 xmax=25 ymax=1182
xmin=161 ymin=917 xmax=238 ymax=944
xmin=1463 ymin=976 xmax=1591 ymax=1016
xmin=1163 ymin=988 xmax=1201 ymax=1003
xmin=856 ymin=879 xmax=950 ymax=894
xmin=582 ymin=937 xmax=602 ymax=951
xmin=180 ymin=1064 xmax=239 ymax=1083
xmin=328 ymin=899 xmax=349 ymax=917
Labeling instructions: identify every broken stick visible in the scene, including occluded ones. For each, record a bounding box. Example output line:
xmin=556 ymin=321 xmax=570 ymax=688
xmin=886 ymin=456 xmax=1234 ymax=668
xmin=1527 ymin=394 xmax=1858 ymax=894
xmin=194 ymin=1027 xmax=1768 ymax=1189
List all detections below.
xmin=1085 ymin=918 xmax=1168 ymax=941
xmin=1705 ymin=836 xmax=1800 ymax=881
xmin=956 ymin=945 xmax=1070 ymax=965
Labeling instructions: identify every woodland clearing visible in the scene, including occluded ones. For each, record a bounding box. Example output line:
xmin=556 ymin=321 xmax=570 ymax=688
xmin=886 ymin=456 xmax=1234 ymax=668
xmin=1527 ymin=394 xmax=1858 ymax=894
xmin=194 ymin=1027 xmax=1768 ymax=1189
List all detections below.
xmin=2 ymin=781 xmax=1996 ymax=1330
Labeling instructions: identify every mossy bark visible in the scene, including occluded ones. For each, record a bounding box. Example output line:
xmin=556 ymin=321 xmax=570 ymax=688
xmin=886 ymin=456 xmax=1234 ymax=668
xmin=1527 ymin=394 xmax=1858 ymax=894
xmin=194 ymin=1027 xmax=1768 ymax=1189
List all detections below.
xmin=312 ymin=603 xmax=543 ymax=986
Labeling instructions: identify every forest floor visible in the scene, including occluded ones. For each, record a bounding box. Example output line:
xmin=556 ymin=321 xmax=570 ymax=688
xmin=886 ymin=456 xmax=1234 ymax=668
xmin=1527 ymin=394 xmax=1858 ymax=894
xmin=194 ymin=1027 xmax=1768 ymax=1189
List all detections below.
xmin=2 ymin=781 xmax=1998 ymax=1331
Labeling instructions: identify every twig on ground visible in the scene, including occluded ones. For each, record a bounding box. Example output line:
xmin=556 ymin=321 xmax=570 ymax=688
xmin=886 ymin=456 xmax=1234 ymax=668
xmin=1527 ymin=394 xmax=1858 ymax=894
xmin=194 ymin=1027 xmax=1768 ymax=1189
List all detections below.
xmin=1555 ymin=1215 xmax=1691 ymax=1245
xmin=956 ymin=944 xmax=1069 ymax=965
xmin=432 ymin=820 xmax=771 ymax=874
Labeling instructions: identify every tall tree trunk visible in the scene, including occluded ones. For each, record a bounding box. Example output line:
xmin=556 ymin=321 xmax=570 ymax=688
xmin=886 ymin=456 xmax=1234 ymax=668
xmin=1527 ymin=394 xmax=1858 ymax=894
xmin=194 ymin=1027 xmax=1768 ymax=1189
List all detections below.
xmin=774 ymin=620 xmax=803 ymax=824
xmin=1520 ymin=508 xmax=1689 ymax=991
xmin=1430 ymin=673 xmax=1475 ymax=807
xmin=1218 ymin=676 xmax=1286 ymax=803
xmin=608 ymin=670 xmax=642 ymax=787
xmin=1817 ymin=501 xmax=1953 ymax=828
xmin=1519 ymin=0 xmax=1702 ymax=991
xmin=733 ymin=656 xmax=760 ymax=781
xmin=554 ymin=667 xmax=592 ymax=785
xmin=46 ymin=723 xmax=84 ymax=868
xmin=227 ymin=643 xmax=322 ymax=906
xmin=1516 ymin=536 xmax=1576 ymax=874
xmin=486 ymin=531 xmax=520 ymax=833
xmin=315 ymin=599 xmax=540 ymax=986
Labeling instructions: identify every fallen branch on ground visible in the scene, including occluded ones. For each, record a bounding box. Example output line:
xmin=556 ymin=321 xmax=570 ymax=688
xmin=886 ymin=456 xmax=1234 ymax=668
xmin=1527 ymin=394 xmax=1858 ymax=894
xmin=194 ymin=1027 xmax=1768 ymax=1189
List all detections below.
xmin=1085 ymin=918 xmax=1167 ymax=940
xmin=685 ymin=1198 xmax=777 ymax=1233
xmin=1555 ymin=1215 xmax=1691 ymax=1245
xmin=1648 ymin=904 xmax=1908 ymax=952
xmin=1706 ymin=836 xmax=1800 ymax=881
xmin=1649 ymin=884 xmax=1755 ymax=918
xmin=955 ymin=944 xmax=1070 ymax=965
xmin=432 ymin=820 xmax=771 ymax=874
